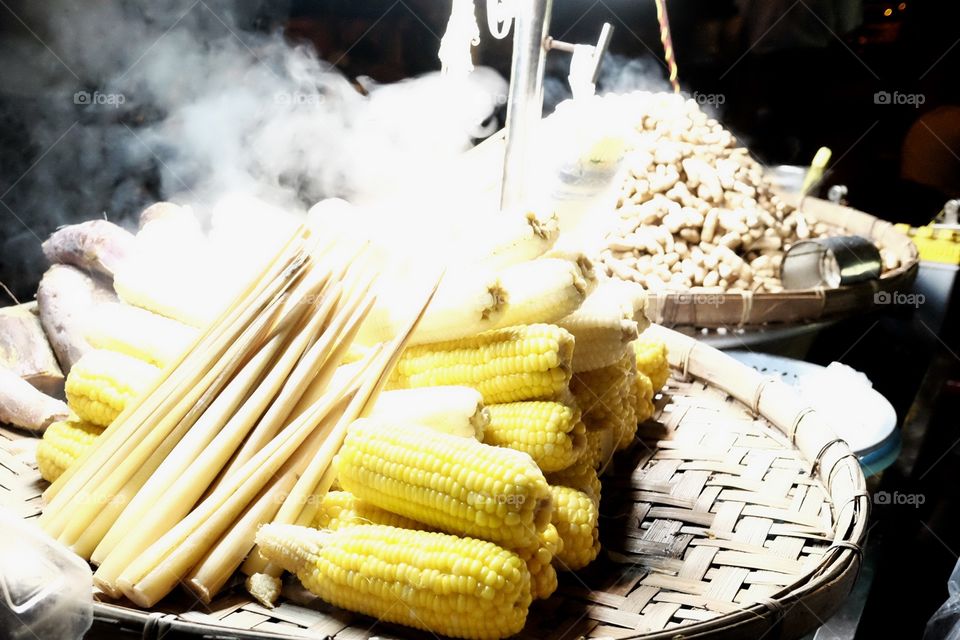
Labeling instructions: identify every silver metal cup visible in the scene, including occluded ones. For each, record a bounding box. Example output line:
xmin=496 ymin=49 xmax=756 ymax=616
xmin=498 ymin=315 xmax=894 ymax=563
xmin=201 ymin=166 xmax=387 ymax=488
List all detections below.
xmin=780 ymin=235 xmax=882 ymax=289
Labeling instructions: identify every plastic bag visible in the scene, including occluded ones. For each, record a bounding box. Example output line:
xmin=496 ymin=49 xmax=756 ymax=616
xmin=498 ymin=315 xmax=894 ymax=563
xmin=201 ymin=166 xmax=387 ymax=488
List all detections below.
xmin=925 ymin=557 xmax=960 ymax=640
xmin=0 ymin=509 xmax=93 ymax=640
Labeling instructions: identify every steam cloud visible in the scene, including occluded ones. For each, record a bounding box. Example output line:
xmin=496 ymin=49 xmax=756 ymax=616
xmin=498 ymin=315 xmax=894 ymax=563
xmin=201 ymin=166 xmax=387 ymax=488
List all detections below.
xmin=0 ymin=0 xmax=506 ymax=297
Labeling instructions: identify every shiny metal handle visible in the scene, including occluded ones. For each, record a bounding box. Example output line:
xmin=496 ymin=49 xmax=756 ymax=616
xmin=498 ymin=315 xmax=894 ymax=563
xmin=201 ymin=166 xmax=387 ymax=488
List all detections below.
xmin=500 ymin=0 xmax=553 ymax=211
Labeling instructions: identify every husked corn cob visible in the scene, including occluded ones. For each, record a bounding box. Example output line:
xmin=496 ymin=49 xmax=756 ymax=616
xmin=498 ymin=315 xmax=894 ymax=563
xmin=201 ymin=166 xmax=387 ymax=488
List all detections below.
xmin=633 ymin=336 xmax=669 ymax=392
xmin=311 ymin=490 xmax=424 ymax=531
xmin=604 ymin=278 xmax=650 ymax=332
xmin=633 ymin=371 xmax=655 ymax=424
xmin=113 ymin=266 xmax=218 ymax=328
xmin=65 ymin=350 xmax=161 ymax=426
xmin=468 ymin=209 xmax=560 ymax=269
xmin=580 ymin=423 xmax=617 ymax=471
xmin=370 ymin=386 xmax=488 ymax=439
xmin=337 ymin=418 xmax=552 ymax=548
xmin=483 ymin=402 xmax=585 ymax=472
xmin=571 ymin=359 xmax=635 ymax=452
xmin=492 ymin=258 xmax=592 ymax=329
xmin=516 ymin=523 xmax=563 ymax=599
xmin=256 ymin=523 xmax=531 ymax=640
xmin=616 ymin=353 xmax=639 ymax=450
xmin=359 ymin=268 xmax=507 ymax=346
xmin=547 ymin=461 xmax=600 ymax=506
xmin=389 ymin=324 xmax=574 ymax=404
xmin=36 ymin=419 xmax=104 ymax=483
xmin=558 ymin=280 xmax=642 ymax=373
xmin=86 ymin=303 xmax=199 ymax=368
xmin=549 ymin=485 xmax=600 ymax=571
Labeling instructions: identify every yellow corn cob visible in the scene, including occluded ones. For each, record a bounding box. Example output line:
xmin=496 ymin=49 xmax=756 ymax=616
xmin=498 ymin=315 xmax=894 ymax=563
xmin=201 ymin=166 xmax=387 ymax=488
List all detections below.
xmin=311 ymin=490 xmax=425 ymax=531
xmin=558 ymin=280 xmax=642 ymax=372
xmin=467 ymin=209 xmax=560 ymax=269
xmin=483 ymin=401 xmax=585 ymax=472
xmin=65 ymin=350 xmax=162 ymax=426
xmin=369 ymin=386 xmax=488 ymax=439
xmin=605 ymin=278 xmax=650 ymax=332
xmin=113 ymin=265 xmax=219 ymax=328
xmin=359 ymin=267 xmax=507 ymax=346
xmin=256 ymin=523 xmax=531 ymax=640
xmin=492 ymin=257 xmax=592 ymax=329
xmin=633 ymin=336 xmax=669 ymax=392
xmin=516 ymin=523 xmax=563 ymax=599
xmin=85 ymin=303 xmax=199 ymax=368
xmin=634 ymin=370 xmax=655 ymax=424
xmin=388 ymin=323 xmax=574 ymax=404
xmin=36 ymin=419 xmax=105 ymax=483
xmin=579 ymin=426 xmax=609 ymax=470
xmin=616 ymin=353 xmax=639 ymax=450
xmin=571 ymin=361 xmax=634 ymax=451
xmin=550 ymin=485 xmax=600 ymax=571
xmin=546 ymin=460 xmax=600 ymax=506
xmin=336 ymin=418 xmax=552 ymax=548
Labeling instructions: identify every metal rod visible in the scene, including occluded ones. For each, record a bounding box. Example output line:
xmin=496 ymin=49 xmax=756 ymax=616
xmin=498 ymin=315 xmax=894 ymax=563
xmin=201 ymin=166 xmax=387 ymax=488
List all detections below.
xmin=591 ymin=23 xmax=614 ymax=83
xmin=500 ymin=0 xmax=553 ymax=211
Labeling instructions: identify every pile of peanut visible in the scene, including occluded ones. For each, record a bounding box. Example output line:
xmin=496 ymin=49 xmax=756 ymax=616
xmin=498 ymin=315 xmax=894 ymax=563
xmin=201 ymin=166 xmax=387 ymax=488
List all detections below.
xmin=597 ymin=93 xmax=899 ymax=293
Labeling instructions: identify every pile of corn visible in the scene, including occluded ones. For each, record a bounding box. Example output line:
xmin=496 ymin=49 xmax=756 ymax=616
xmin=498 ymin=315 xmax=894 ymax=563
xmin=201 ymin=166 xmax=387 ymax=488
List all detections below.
xmin=251 ymin=248 xmax=670 ymax=639
xmin=36 ymin=207 xmax=670 ymax=640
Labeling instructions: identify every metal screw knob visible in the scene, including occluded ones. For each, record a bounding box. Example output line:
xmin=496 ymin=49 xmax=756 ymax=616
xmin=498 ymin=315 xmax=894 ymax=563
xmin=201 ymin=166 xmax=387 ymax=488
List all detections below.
xmin=827 ymin=184 xmax=848 ymax=204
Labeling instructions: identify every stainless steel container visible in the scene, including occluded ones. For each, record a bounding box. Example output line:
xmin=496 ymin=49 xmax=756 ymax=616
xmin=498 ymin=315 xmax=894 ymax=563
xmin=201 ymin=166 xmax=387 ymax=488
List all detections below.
xmin=781 ymin=236 xmax=882 ymax=289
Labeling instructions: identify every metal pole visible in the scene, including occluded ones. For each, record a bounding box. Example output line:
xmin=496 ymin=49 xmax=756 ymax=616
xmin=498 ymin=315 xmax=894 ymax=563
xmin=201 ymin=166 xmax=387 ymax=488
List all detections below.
xmin=500 ymin=0 xmax=553 ymax=211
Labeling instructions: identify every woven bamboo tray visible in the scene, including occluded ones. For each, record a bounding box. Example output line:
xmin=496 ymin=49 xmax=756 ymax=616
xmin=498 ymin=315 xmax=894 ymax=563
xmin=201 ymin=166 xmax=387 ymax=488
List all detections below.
xmin=645 ymin=196 xmax=919 ymax=329
xmin=0 ymin=326 xmax=868 ymax=640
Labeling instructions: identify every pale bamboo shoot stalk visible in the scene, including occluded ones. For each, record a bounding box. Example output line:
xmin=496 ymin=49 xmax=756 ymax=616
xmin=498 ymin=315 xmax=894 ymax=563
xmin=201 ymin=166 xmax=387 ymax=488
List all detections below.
xmin=187 ymin=349 xmax=380 ymax=601
xmin=219 ymin=278 xmax=372 ymax=480
xmin=42 ymin=228 xmax=310 ymax=505
xmin=92 ymin=270 xmax=342 ymax=589
xmin=40 ymin=238 xmax=310 ymax=534
xmin=89 ymin=329 xmax=295 ymax=593
xmin=185 ymin=471 xmax=294 ymax=603
xmin=54 ymin=285 xmax=290 ymax=549
xmin=91 ymin=268 xmax=332 ymax=568
xmin=116 ymin=377 xmax=361 ymax=607
xmin=243 ymin=273 xmax=440 ymax=583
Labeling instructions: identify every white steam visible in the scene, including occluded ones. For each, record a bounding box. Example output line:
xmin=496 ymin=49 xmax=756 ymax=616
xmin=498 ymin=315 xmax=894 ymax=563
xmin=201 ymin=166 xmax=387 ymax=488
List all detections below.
xmin=13 ymin=0 xmax=507 ymax=218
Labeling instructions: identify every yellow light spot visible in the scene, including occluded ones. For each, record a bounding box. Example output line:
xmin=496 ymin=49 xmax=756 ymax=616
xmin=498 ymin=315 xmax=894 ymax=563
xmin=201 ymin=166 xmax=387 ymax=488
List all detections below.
xmin=883 ymin=7 xmax=893 ymax=16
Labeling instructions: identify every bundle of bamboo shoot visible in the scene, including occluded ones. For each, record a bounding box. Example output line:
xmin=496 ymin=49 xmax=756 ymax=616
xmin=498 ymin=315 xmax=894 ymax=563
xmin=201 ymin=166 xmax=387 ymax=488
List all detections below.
xmin=38 ymin=218 xmax=439 ymax=608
